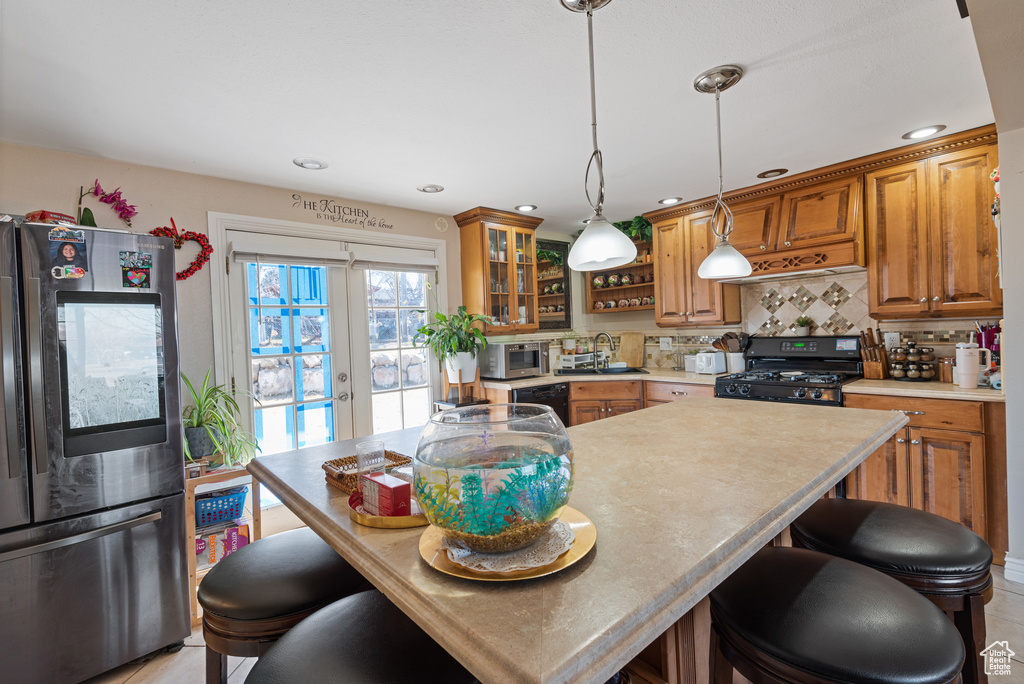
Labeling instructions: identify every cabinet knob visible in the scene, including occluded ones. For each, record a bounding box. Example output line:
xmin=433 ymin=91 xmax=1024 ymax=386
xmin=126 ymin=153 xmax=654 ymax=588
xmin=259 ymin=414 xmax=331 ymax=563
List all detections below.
xmin=910 ymin=439 xmax=920 ymax=445
xmin=896 ymin=438 xmax=906 ymax=444
xmin=686 ymin=312 xmax=693 ymax=316
xmin=920 ymin=297 xmax=927 ymax=303
xmin=670 ymin=391 xmax=688 ymax=396
xmin=784 ymin=241 xmax=791 ymax=247
xmin=760 ymin=245 xmax=767 ymax=251
xmin=932 ymin=296 xmax=940 ymax=302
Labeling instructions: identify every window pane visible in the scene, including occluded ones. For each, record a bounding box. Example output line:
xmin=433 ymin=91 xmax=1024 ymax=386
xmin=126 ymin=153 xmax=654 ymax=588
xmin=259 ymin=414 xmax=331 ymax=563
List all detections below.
xmin=247 ymin=264 xmax=288 ymax=306
xmin=398 ymin=272 xmax=426 ymax=307
xmin=254 ymin=404 xmax=295 ymax=455
xmin=369 ymin=270 xmax=396 ymax=307
xmin=402 ymin=387 xmax=430 ymax=428
xmin=290 ymin=266 xmax=327 ymax=306
xmin=401 ymin=351 xmax=428 ymax=388
xmin=369 ymin=309 xmax=397 ymax=349
xmin=399 ymin=309 xmax=426 ymax=347
xmin=372 ymin=392 xmax=403 ymax=434
xmin=370 ymin=351 xmax=400 ymax=391
xmin=249 ymin=308 xmax=290 ymax=355
xmin=293 ymin=308 xmax=329 ymax=353
xmin=252 ymin=357 xmax=294 ymax=404
xmin=297 ymin=401 xmax=334 ymax=447
xmin=297 ymin=354 xmax=331 ymax=400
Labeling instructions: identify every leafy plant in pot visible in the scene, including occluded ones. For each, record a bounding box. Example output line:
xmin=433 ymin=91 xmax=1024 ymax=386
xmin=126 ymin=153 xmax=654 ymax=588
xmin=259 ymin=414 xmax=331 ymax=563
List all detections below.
xmin=182 ymin=371 xmax=260 ymax=469
xmin=795 ymin=316 xmax=813 ymax=336
xmin=415 ymin=298 xmax=492 ymax=384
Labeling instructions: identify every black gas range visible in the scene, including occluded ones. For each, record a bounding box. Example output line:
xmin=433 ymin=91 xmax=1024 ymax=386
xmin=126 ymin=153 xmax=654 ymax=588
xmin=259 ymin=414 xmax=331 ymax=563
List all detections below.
xmin=714 ymin=335 xmax=863 ymax=406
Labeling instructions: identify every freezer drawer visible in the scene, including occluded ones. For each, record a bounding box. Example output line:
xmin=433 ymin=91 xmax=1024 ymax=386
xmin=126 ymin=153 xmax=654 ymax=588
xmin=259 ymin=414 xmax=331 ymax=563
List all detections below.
xmin=0 ymin=493 xmax=189 ymax=684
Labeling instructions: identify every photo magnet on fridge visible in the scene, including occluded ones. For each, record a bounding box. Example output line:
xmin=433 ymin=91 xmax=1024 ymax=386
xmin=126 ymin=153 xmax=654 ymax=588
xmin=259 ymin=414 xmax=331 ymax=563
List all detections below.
xmin=50 ymin=238 xmax=89 ymax=275
xmin=120 ymin=250 xmax=152 ymax=289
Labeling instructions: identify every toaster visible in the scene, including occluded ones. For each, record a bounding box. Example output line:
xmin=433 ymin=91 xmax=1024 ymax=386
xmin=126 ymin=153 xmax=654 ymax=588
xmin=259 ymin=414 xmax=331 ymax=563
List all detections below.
xmin=694 ymin=351 xmax=726 ymax=374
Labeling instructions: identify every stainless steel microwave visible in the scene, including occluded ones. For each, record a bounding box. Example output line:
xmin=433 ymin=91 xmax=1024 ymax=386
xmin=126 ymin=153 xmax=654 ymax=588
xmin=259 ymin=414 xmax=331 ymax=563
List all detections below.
xmin=478 ymin=342 xmax=549 ymax=379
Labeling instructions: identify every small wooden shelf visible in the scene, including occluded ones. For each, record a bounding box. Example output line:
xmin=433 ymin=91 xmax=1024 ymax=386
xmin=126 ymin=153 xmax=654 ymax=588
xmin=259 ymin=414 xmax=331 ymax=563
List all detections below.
xmin=591 ymin=282 xmax=654 ymax=293
xmin=593 ymin=305 xmax=655 ymax=313
xmin=591 ymin=260 xmax=653 ymax=273
xmin=538 ymin=275 xmax=563 ymax=283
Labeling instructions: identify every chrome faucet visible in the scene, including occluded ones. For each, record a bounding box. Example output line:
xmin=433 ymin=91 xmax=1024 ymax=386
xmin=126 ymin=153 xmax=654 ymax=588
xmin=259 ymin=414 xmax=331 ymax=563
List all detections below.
xmin=593 ymin=332 xmax=615 ymax=368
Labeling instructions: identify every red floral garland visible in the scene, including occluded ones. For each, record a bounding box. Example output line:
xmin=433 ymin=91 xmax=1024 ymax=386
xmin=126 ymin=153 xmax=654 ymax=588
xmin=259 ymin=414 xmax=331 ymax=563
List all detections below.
xmin=149 ymin=218 xmax=213 ymax=281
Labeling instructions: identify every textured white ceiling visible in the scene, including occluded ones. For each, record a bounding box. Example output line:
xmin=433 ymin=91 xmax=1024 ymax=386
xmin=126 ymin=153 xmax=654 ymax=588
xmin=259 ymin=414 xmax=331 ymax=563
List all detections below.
xmin=0 ymin=1 xmax=993 ymax=234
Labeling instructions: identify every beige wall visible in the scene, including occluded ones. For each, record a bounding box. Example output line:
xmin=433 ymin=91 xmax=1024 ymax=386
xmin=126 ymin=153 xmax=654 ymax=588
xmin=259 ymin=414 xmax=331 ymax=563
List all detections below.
xmin=0 ymin=142 xmax=462 ymax=382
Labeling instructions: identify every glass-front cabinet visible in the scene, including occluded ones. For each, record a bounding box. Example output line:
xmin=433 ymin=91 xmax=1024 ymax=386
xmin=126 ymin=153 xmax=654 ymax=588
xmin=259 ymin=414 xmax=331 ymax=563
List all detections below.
xmin=455 ymin=207 xmax=543 ymax=335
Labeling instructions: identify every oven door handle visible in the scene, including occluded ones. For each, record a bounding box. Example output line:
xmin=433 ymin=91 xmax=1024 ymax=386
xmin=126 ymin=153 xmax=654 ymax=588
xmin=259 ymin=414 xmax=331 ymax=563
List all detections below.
xmin=0 ymin=511 xmax=162 ymax=563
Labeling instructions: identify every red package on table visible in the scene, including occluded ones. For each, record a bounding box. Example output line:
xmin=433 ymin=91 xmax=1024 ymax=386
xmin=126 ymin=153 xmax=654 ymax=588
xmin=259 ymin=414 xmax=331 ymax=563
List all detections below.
xmin=361 ymin=472 xmax=410 ymax=516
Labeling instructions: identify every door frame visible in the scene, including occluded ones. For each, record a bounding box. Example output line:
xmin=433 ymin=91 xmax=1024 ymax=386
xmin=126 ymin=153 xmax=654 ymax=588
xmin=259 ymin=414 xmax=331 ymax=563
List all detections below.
xmin=208 ymin=212 xmax=448 ymax=435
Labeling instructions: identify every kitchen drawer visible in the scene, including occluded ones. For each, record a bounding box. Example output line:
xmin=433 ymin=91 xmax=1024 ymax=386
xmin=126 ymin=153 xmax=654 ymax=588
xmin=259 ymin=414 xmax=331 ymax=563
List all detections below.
xmin=644 ymin=382 xmax=714 ymax=403
xmin=570 ymin=380 xmax=641 ymax=401
xmin=844 ymin=394 xmax=984 ymax=433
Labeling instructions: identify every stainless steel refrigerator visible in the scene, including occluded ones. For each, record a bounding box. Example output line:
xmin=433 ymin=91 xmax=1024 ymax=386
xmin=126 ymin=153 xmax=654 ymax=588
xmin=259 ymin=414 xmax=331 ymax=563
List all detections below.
xmin=0 ymin=218 xmax=189 ymax=684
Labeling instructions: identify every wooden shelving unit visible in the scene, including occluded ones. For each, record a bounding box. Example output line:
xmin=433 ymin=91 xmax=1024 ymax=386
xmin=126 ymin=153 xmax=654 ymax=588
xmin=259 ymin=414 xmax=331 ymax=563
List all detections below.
xmin=586 ymin=256 xmax=656 ymax=314
xmin=186 ymin=467 xmax=262 ymax=626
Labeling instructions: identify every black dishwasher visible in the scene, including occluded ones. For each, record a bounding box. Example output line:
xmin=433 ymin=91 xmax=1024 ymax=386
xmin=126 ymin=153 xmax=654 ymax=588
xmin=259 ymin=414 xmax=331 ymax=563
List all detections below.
xmin=511 ymin=383 xmax=569 ymax=426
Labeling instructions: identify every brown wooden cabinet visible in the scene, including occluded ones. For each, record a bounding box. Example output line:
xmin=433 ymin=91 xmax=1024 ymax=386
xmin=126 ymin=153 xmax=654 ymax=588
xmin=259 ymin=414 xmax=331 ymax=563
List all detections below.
xmin=866 ymin=144 xmax=1001 ymax=319
xmin=843 ymin=394 xmax=986 ymax=538
xmin=568 ymin=380 xmax=641 ymax=426
xmin=455 ymin=207 xmax=543 ymax=335
xmin=651 ymin=214 xmax=741 ymax=328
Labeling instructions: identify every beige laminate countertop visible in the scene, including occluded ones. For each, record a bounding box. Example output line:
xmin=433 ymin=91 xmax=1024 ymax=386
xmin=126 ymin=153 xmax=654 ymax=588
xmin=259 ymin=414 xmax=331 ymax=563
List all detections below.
xmin=248 ymin=399 xmax=905 ymax=684
xmin=481 ymin=369 xmax=1005 ymax=402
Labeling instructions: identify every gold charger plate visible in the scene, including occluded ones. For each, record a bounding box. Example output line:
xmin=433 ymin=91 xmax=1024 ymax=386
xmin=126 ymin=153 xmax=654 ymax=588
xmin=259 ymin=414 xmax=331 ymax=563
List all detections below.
xmin=417 ymin=506 xmax=596 ymax=581
xmin=348 ymin=492 xmax=429 ymax=529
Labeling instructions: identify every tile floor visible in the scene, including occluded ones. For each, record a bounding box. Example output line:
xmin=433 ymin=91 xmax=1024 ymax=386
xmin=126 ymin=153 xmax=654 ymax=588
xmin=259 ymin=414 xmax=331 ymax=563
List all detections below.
xmin=82 ymin=565 xmax=1024 ymax=684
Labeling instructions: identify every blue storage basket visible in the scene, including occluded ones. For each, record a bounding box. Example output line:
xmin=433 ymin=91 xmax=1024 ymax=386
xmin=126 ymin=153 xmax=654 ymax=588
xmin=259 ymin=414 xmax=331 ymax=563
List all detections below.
xmin=196 ymin=486 xmax=248 ymax=527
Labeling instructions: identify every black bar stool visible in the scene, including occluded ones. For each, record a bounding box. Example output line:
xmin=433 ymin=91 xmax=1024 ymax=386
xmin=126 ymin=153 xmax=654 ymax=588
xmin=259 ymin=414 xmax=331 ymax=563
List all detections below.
xmin=198 ymin=527 xmax=368 ymax=684
xmin=244 ymin=589 xmax=478 ymax=684
xmin=791 ymin=498 xmax=992 ymax=683
xmin=710 ymin=546 xmax=965 ymax=683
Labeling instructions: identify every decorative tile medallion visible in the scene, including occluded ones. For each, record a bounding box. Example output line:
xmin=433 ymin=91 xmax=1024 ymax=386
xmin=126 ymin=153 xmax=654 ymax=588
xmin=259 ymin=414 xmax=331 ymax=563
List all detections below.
xmin=756 ymin=315 xmax=786 ymax=336
xmin=821 ymin=282 xmax=852 ymax=309
xmin=787 ymin=286 xmax=818 ymax=312
xmin=820 ymin=312 xmax=854 ymax=334
xmin=760 ymin=289 xmax=786 ymax=314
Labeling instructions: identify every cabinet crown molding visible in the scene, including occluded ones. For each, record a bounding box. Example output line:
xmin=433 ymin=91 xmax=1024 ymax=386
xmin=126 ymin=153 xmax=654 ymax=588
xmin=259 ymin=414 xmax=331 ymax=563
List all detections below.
xmin=454 ymin=206 xmax=545 ymax=229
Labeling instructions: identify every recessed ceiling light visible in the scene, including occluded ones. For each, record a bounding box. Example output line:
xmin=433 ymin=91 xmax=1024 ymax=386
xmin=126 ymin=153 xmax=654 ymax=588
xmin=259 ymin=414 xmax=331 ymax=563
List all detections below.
xmin=417 ymin=184 xmax=445 ymax=194
xmin=756 ymin=168 xmax=788 ymax=179
xmin=902 ymin=125 xmax=946 ymax=140
xmin=515 ymin=205 xmax=537 ymax=212
xmin=293 ymin=157 xmax=328 ymax=170
xmin=658 ymin=197 xmax=682 ymax=205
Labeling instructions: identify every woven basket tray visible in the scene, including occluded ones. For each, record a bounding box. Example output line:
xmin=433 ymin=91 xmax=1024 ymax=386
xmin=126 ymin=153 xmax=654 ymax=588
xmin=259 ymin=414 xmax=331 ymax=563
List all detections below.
xmin=322 ymin=450 xmax=412 ymax=495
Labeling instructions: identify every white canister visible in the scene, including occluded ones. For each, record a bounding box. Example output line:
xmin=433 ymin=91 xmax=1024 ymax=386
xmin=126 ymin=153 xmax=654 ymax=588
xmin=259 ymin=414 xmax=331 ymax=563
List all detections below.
xmin=684 ymin=355 xmax=697 ymax=373
xmin=726 ymin=352 xmax=746 ymax=374
xmin=954 ymin=343 xmax=991 ymax=390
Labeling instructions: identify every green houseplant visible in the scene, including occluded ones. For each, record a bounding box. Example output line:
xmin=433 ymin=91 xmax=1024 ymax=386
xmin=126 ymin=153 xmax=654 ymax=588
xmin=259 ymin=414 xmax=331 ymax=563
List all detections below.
xmin=181 ymin=371 xmax=260 ymax=468
xmin=416 ymin=299 xmax=492 ymax=383
xmin=795 ymin=316 xmax=813 ymax=336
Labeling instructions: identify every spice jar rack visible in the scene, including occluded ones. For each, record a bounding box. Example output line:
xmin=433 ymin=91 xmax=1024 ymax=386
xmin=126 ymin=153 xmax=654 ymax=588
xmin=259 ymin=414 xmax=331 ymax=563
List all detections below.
xmin=888 ymin=341 xmax=936 ymax=381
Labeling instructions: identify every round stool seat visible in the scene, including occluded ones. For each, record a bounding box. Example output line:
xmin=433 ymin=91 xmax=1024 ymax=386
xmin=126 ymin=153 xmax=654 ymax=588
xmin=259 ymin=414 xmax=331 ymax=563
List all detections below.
xmin=710 ymin=547 xmax=964 ymax=683
xmin=198 ymin=527 xmax=365 ymax=620
xmin=791 ymin=498 xmax=992 ymax=592
xmin=245 ymin=590 xmax=477 ymax=684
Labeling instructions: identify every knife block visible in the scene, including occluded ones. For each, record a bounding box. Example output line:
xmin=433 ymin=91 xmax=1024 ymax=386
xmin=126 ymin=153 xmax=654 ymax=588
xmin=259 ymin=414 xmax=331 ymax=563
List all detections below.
xmin=862 ymin=360 xmax=889 ymax=380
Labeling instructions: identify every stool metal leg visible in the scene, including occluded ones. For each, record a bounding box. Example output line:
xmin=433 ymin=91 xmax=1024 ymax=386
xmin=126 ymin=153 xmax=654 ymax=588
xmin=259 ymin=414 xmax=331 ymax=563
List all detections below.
xmin=206 ymin=645 xmax=228 ymax=684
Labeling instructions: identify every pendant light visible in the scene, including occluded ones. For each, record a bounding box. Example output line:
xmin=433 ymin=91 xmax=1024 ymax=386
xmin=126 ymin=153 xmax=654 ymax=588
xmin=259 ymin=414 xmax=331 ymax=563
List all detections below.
xmin=694 ymin=65 xmax=752 ymax=279
xmin=562 ymin=0 xmax=637 ymax=272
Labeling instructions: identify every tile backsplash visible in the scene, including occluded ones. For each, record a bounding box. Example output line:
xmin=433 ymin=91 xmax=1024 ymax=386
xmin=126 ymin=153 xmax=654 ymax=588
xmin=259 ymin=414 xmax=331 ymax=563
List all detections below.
xmin=742 ymin=272 xmax=871 ymax=336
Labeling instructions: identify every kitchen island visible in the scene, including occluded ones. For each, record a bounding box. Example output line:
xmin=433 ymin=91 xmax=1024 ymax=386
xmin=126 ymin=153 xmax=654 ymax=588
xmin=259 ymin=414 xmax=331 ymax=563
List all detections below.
xmin=248 ymin=398 xmax=905 ymax=684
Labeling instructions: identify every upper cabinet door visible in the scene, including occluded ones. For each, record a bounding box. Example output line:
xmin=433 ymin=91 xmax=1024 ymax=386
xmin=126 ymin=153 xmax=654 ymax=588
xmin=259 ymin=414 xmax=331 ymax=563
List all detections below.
xmin=684 ymin=210 xmax=725 ymax=323
xmin=866 ymin=161 xmax=931 ymax=317
xmin=729 ymin=195 xmax=782 ymax=255
xmin=652 ymin=217 xmax=689 ymax=326
xmin=779 ymin=176 xmax=862 ymax=250
xmin=927 ymin=145 xmax=1002 ymax=317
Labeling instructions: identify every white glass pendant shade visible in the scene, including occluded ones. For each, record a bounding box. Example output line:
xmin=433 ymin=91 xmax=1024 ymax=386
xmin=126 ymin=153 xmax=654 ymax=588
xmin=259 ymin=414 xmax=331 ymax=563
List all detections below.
xmin=697 ymin=239 xmax=752 ymax=279
xmin=567 ymin=216 xmax=638 ymax=271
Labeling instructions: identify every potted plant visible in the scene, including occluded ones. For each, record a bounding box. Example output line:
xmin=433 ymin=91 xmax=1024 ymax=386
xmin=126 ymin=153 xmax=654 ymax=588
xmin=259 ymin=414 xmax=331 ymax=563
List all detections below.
xmin=613 ymin=216 xmax=654 ymax=246
xmin=561 ymin=329 xmax=579 ymax=354
xmin=415 ymin=302 xmax=492 ymax=383
xmin=182 ymin=371 xmax=260 ymax=469
xmin=795 ymin=316 xmax=813 ymax=336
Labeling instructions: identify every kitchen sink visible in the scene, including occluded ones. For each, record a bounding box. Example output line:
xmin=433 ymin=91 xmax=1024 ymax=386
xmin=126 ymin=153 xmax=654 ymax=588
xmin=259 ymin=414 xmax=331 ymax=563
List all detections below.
xmin=554 ymin=367 xmax=649 ymax=375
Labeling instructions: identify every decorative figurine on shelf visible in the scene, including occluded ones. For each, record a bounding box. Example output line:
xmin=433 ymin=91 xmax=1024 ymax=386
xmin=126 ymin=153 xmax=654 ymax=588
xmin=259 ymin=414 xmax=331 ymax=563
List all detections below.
xmin=607 ymin=273 xmax=621 ymax=287
xmin=593 ymin=275 xmax=606 ymax=289
xmin=620 ymin=273 xmax=632 ymax=286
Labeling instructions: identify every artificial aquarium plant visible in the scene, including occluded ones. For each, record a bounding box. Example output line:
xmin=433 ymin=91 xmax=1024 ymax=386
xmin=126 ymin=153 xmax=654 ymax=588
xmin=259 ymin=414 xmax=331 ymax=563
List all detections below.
xmin=181 ymin=370 xmax=260 ymax=468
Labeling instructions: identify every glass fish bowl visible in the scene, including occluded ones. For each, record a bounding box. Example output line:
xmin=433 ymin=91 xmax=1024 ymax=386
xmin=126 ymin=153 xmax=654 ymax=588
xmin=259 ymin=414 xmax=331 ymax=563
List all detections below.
xmin=414 ymin=404 xmax=573 ymax=553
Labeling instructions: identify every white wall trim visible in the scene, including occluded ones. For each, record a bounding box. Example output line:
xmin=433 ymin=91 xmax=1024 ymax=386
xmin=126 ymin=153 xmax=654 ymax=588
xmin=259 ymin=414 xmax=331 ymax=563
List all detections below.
xmin=1005 ymin=556 xmax=1024 ymax=586
xmin=207 ymin=211 xmax=448 ymax=385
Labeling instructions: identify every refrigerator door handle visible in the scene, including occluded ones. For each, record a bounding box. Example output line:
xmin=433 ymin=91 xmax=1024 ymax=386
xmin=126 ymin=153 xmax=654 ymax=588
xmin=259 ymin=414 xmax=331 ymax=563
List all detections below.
xmin=1 ymin=276 xmax=19 ymax=479
xmin=0 ymin=510 xmax=162 ymax=563
xmin=26 ymin=278 xmax=47 ymax=475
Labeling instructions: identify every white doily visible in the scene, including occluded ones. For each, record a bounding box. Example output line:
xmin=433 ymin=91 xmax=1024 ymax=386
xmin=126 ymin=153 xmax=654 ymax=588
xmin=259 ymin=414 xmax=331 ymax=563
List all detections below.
xmin=441 ymin=520 xmax=575 ymax=573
